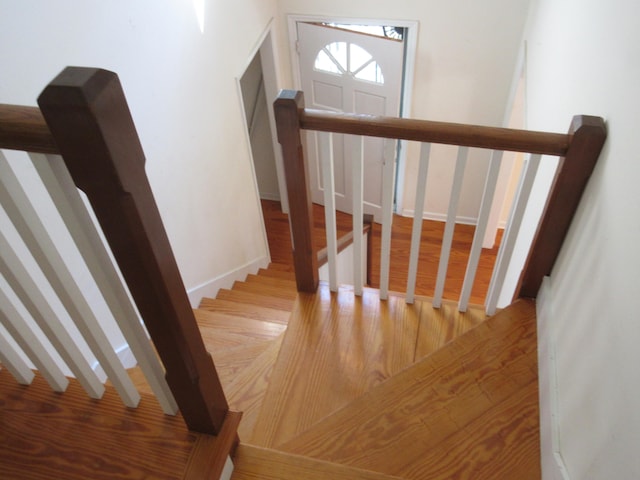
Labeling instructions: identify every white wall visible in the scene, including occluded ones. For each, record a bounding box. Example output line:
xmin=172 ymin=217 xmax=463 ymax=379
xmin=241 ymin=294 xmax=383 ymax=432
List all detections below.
xmin=275 ymin=0 xmax=531 ymax=222
xmin=0 ymin=0 xmax=278 ymax=302
xmin=523 ymin=0 xmax=640 ymax=477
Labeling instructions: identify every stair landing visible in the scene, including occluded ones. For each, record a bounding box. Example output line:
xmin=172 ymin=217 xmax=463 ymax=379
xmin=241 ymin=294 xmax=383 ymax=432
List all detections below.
xmin=0 ymin=368 xmax=219 ymax=480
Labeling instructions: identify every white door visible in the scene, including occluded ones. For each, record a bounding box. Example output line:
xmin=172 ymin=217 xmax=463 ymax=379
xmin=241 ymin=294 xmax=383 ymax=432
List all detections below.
xmin=297 ymin=22 xmax=404 ymax=221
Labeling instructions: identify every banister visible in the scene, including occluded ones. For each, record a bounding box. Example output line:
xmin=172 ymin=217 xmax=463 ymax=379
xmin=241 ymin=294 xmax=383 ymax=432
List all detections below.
xmin=35 ymin=67 xmax=229 ymax=434
xmin=516 ymin=115 xmax=607 ymax=298
xmin=300 ymin=108 xmax=571 ymax=156
xmin=275 ymin=90 xmax=606 ymax=303
xmin=0 ymin=104 xmax=58 ymax=154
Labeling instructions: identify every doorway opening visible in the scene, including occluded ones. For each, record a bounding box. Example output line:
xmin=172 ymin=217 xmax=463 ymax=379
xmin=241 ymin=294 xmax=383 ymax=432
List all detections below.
xmin=288 ymin=15 xmax=418 ymax=218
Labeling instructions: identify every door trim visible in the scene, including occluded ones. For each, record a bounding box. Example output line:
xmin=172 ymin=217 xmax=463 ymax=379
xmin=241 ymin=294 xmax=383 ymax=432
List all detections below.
xmin=287 ymin=14 xmax=419 ymax=214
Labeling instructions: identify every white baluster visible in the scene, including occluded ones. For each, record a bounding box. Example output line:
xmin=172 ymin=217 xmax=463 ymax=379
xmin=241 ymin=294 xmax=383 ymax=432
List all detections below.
xmin=351 ymin=136 xmax=364 ymax=296
xmin=0 ymin=288 xmax=69 ymax=392
xmin=319 ymin=132 xmax=338 ymax=292
xmin=433 ymin=147 xmax=469 ymax=308
xmin=379 ymin=139 xmax=397 ymax=300
xmin=458 ymin=150 xmax=504 ymax=312
xmin=485 ymin=154 xmax=542 ymax=315
xmin=0 ymin=152 xmax=139 ymax=407
xmin=31 ymin=153 xmax=177 ymax=414
xmin=0 ymin=230 xmax=104 ymax=398
xmin=406 ymin=143 xmax=431 ymax=304
xmin=0 ymin=325 xmax=36 ymax=385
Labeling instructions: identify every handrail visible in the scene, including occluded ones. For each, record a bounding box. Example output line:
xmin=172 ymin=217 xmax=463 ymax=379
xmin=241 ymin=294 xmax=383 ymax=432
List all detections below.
xmin=0 ymin=68 xmax=230 ymax=435
xmin=275 ymin=89 xmax=606 ymax=301
xmin=301 ymin=108 xmax=571 ymax=156
xmin=0 ymin=104 xmax=58 ymax=154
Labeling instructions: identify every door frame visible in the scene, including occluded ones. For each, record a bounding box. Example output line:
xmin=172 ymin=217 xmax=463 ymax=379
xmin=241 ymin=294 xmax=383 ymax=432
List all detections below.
xmin=287 ymin=14 xmax=419 ymax=214
xmin=237 ymin=20 xmax=290 ymax=215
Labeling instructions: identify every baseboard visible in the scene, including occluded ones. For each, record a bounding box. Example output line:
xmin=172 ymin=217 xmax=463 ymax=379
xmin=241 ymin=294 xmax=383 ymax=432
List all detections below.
xmin=186 ymin=256 xmax=270 ymax=308
xmin=400 ymin=208 xmax=478 ymax=226
xmin=536 ymin=277 xmax=571 ymax=480
xmin=93 ymin=343 xmax=137 ymax=383
xmin=259 ymin=192 xmax=281 ymax=202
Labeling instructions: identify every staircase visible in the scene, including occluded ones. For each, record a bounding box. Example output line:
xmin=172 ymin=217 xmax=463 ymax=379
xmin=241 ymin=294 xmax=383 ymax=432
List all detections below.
xmin=185 ymin=263 xmax=540 ymax=479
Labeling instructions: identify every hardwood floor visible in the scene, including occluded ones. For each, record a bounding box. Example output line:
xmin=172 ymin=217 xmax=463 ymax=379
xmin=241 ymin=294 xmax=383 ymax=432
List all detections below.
xmin=277 ymin=299 xmax=540 ymax=479
xmin=261 ymin=200 xmax=503 ymax=305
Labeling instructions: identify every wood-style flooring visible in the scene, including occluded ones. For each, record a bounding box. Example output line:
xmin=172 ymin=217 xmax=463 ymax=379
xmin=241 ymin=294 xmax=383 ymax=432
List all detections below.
xmin=261 ymin=199 xmax=503 ymax=305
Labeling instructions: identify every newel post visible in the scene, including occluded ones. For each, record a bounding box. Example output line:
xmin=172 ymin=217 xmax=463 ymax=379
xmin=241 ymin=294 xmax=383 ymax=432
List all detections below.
xmin=38 ymin=67 xmax=228 ymax=434
xmin=516 ymin=115 xmax=607 ymax=298
xmin=274 ymin=90 xmax=319 ymax=292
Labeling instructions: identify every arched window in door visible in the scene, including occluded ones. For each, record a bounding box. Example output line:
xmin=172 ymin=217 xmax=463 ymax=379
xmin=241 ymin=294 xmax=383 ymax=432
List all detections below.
xmin=314 ymin=42 xmax=385 ymax=84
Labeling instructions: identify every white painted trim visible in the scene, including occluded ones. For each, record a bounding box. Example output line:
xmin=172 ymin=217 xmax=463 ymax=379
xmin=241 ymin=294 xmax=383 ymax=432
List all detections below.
xmin=259 ymin=191 xmax=281 ymax=202
xmin=258 ymin=26 xmax=289 ymax=214
xmin=401 ymin=208 xmax=478 ymax=226
xmin=92 ymin=343 xmax=137 ymax=383
xmin=235 ymin=19 xmax=278 ymax=271
xmin=537 ymin=277 xmax=571 ymax=480
xmin=220 ymin=456 xmax=234 ymax=480
xmin=287 ymin=14 xmax=419 ymax=214
xmin=186 ymin=256 xmax=269 ymax=308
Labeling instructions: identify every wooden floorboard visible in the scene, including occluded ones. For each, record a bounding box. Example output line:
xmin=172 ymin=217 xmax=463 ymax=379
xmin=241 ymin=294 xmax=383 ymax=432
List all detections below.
xmin=0 ymin=369 xmax=195 ymax=480
xmin=198 ymin=298 xmax=291 ymax=325
xmin=277 ymin=299 xmax=539 ymax=479
xmin=250 ymin=285 xmax=423 ymax=448
xmin=231 ymin=444 xmax=405 ymax=480
xmin=261 ymin=199 xmax=502 ymax=305
xmin=414 ymin=298 xmax=487 ymax=360
xmin=225 ymin=334 xmax=285 ymax=442
xmin=214 ymin=288 xmax=295 ymax=313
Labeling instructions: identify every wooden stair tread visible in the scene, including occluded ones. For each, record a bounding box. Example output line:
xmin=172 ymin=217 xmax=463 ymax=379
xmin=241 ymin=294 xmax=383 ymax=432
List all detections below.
xmin=215 ymin=288 xmax=295 ymax=313
xmin=277 ymin=299 xmax=539 ymax=479
xmin=231 ymin=281 xmax=298 ymax=301
xmin=225 ymin=333 xmax=286 ymax=441
xmin=257 ymin=267 xmax=295 ymax=280
xmin=250 ymin=285 xmax=422 ymax=448
xmin=198 ymin=298 xmax=291 ymax=325
xmin=265 ymin=262 xmax=295 ymax=273
xmin=195 ymin=309 xmax=286 ymax=340
xmin=245 ymin=273 xmax=297 ymax=290
xmin=210 ymin=341 xmax=276 ymax=389
xmin=231 ymin=444 xmax=404 ymax=480
xmin=0 ymin=369 xmax=194 ymax=479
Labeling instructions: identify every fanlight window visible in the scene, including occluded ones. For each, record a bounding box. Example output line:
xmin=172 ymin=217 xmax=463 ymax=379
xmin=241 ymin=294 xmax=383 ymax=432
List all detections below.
xmin=314 ymin=42 xmax=384 ymax=84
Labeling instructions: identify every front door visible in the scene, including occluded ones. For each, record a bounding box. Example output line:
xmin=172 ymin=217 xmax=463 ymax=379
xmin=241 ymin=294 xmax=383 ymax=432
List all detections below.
xmin=297 ymin=22 xmax=404 ymax=221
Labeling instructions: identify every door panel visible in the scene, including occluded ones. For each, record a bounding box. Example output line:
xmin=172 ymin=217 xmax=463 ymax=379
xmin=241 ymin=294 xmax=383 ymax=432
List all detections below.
xmin=297 ymin=22 xmax=403 ymax=220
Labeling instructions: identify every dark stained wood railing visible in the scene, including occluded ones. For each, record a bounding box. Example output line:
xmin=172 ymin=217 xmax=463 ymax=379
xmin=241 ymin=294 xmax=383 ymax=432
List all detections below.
xmin=274 ymin=89 xmax=606 ymax=300
xmin=515 ymin=115 xmax=607 ymax=298
xmin=1 ymin=67 xmax=230 ymax=435
xmin=0 ymin=104 xmax=58 ymax=154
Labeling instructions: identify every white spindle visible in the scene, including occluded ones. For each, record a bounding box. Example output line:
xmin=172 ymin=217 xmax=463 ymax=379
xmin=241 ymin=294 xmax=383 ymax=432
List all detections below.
xmin=0 ymin=230 xmax=104 ymax=398
xmin=351 ymin=136 xmax=364 ymax=296
xmin=31 ymin=153 xmax=177 ymax=414
xmin=405 ymin=143 xmax=431 ymax=304
xmin=0 ymin=288 xmax=69 ymax=392
xmin=319 ymin=132 xmax=339 ymax=292
xmin=485 ymin=154 xmax=542 ymax=315
xmin=0 ymin=153 xmax=139 ymax=407
xmin=0 ymin=328 xmax=35 ymax=385
xmin=458 ymin=150 xmax=504 ymax=312
xmin=379 ymin=139 xmax=397 ymax=300
xmin=433 ymin=147 xmax=469 ymax=308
